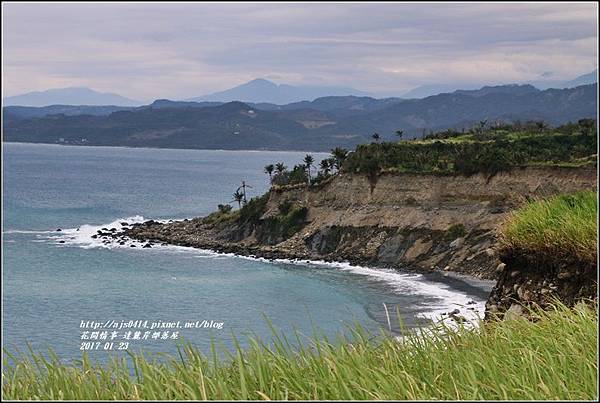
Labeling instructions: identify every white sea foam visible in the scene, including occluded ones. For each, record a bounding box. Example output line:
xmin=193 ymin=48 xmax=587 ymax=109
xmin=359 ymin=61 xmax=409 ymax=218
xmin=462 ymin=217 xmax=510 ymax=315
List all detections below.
xmin=41 ymin=216 xmax=487 ymax=327
xmin=230 ymin=256 xmax=487 ymax=326
xmin=47 ymin=216 xmax=148 ymax=249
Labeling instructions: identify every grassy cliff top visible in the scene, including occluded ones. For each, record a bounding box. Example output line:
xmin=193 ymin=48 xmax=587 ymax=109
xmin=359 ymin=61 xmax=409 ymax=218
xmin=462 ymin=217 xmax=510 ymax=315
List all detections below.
xmin=253 ymin=120 xmax=596 ymax=191
xmin=500 ymin=190 xmax=598 ymax=263
xmin=341 ymin=122 xmax=597 ymax=179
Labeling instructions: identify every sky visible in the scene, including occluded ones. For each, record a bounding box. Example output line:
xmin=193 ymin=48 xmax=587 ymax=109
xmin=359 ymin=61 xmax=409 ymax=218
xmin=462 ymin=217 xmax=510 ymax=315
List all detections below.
xmin=2 ymin=2 xmax=598 ymax=102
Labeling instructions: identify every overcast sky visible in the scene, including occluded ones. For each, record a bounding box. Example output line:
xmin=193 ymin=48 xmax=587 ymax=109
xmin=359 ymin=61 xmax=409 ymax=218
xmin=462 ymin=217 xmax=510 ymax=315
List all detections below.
xmin=2 ymin=2 xmax=598 ymax=102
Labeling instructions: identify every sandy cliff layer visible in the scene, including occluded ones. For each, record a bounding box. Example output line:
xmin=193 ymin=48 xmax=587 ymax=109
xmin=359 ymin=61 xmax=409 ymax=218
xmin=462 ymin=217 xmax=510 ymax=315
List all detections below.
xmin=124 ymin=166 xmax=596 ymax=281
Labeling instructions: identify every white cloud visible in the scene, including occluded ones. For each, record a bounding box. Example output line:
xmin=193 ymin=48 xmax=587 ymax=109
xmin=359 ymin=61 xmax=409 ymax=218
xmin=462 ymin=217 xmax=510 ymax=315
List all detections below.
xmin=2 ymin=2 xmax=597 ymax=101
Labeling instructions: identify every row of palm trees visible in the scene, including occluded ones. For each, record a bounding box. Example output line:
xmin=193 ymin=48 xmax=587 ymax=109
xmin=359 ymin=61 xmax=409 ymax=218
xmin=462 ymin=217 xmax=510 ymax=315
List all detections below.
xmin=233 ymin=130 xmax=407 ymax=209
xmin=264 ymin=147 xmax=350 ymax=187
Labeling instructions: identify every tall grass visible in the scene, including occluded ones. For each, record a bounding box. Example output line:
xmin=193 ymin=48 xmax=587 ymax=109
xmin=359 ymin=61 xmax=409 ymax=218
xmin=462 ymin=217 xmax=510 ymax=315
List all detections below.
xmin=3 ymin=303 xmax=597 ymax=400
xmin=501 ymin=190 xmax=598 ymax=263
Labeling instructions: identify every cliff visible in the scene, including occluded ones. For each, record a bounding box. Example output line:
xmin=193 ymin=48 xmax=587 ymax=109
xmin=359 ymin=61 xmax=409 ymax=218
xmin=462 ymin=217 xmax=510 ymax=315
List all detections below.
xmin=124 ymin=166 xmax=596 ymax=281
xmin=485 ymin=191 xmax=597 ymax=320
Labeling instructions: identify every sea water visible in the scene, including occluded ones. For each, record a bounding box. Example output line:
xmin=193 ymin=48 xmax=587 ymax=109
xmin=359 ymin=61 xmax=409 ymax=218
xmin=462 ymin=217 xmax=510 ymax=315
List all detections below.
xmin=2 ymin=142 xmax=492 ymax=364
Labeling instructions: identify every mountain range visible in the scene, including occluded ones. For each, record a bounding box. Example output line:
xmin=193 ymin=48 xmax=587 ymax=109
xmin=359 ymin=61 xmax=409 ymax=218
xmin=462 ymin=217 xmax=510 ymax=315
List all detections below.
xmin=4 ymin=70 xmax=595 ymax=107
xmin=186 ymin=78 xmax=371 ymax=104
xmin=3 ymin=87 xmax=141 ymax=107
xmin=4 ymin=84 xmax=596 ymax=152
xmin=402 ymin=70 xmax=597 ymax=99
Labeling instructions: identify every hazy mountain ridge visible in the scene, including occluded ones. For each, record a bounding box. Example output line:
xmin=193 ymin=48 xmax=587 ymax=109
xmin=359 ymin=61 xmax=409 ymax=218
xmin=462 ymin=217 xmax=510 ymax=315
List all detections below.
xmin=186 ymin=78 xmax=371 ymax=104
xmin=4 ymin=84 xmax=596 ymax=151
xmin=3 ymin=87 xmax=141 ymax=107
xmin=4 ymin=95 xmax=404 ymax=119
xmin=402 ymin=70 xmax=597 ymax=99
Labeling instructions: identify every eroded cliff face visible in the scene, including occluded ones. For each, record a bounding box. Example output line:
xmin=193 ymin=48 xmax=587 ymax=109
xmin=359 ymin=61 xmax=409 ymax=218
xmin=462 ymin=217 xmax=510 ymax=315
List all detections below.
xmin=485 ymin=247 xmax=597 ymax=320
xmin=125 ymin=166 xmax=596 ymax=282
xmin=257 ymin=166 xmax=596 ymax=279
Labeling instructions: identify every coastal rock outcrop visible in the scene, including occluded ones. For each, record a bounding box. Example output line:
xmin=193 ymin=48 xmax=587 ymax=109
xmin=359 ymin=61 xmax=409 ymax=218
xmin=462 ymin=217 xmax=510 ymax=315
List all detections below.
xmin=485 ymin=246 xmax=597 ymax=320
xmin=123 ymin=166 xmax=596 ymax=282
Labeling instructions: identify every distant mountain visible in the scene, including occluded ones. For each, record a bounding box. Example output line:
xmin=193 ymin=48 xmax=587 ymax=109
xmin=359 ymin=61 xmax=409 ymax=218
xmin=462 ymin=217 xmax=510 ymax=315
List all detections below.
xmin=4 ymin=84 xmax=595 ymax=151
xmin=3 ymin=95 xmax=405 ymax=120
xmin=403 ymin=83 xmax=539 ymax=100
xmin=531 ymin=70 xmax=598 ymax=90
xmin=402 ymin=70 xmax=598 ymax=99
xmin=277 ymin=96 xmax=404 ymax=113
xmin=142 ymin=99 xmax=224 ymax=109
xmin=453 ymin=84 xmax=538 ymax=98
xmin=3 ymin=105 xmax=136 ymax=119
xmin=3 ymin=87 xmax=141 ymax=107
xmin=187 ymin=78 xmax=371 ymax=104
xmin=563 ymin=70 xmax=598 ymax=88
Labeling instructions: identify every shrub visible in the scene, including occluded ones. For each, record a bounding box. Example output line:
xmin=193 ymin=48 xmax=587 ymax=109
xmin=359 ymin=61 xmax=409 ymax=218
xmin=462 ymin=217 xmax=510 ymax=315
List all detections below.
xmin=444 ymin=223 xmax=467 ymax=240
xmin=217 ymin=204 xmax=232 ymax=214
xmin=238 ymin=193 xmax=270 ymax=224
xmin=262 ymin=204 xmax=308 ymax=241
xmin=277 ymin=200 xmax=293 ymax=215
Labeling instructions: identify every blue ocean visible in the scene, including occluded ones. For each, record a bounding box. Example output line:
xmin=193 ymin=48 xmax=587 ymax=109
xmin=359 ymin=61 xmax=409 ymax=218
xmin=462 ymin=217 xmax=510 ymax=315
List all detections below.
xmin=2 ymin=143 xmax=492 ymax=363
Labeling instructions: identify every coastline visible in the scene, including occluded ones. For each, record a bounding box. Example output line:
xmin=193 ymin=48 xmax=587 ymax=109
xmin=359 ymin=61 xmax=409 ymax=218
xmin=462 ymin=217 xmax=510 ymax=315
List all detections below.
xmin=51 ymin=215 xmax=494 ymax=326
xmin=2 ymin=141 xmax=333 ymax=154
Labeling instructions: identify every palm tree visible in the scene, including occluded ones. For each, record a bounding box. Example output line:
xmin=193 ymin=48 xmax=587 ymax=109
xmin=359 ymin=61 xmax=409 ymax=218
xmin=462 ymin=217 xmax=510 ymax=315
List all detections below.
xmin=475 ymin=120 xmax=487 ymax=136
xmin=303 ymin=154 xmax=314 ymax=181
xmin=330 ymin=147 xmax=348 ymax=170
xmin=275 ymin=162 xmax=286 ymax=174
xmin=372 ymin=132 xmax=380 ymax=143
xmin=232 ymin=189 xmax=244 ymax=208
xmin=536 ymin=121 xmax=547 ymax=133
xmin=264 ymin=164 xmax=274 ymax=183
xmin=319 ymin=158 xmax=331 ymax=175
xmin=395 ymin=129 xmax=404 ymax=140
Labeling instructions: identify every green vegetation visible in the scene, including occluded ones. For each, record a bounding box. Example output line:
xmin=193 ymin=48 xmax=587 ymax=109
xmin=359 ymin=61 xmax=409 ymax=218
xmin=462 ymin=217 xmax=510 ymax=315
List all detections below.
xmin=444 ymin=223 xmax=467 ymax=241
xmin=261 ymin=202 xmax=308 ymax=241
xmin=237 ymin=193 xmax=270 ymax=225
xmin=203 ymin=206 xmax=240 ymax=227
xmin=501 ymin=190 xmax=598 ymax=263
xmin=262 ymin=120 xmax=596 ymax=191
xmin=342 ymin=120 xmax=597 ymax=179
xmin=3 ymin=303 xmax=597 ymax=400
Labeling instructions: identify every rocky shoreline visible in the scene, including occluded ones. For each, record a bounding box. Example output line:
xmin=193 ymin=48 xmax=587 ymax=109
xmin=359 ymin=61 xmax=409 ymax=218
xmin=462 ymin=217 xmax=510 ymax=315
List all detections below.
xmin=98 ymin=218 xmax=444 ymax=273
xmin=92 ymin=167 xmax=596 ymax=321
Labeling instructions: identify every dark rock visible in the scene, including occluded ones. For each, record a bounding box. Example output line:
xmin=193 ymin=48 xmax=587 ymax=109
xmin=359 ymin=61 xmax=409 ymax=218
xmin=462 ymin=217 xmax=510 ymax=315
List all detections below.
xmin=130 ymin=245 xmax=136 ymax=247
xmin=56 ymin=228 xmax=62 ymax=232
xmin=143 ymin=244 xmax=152 ymax=248
xmin=58 ymin=240 xmax=65 ymax=243
xmin=450 ymin=314 xmax=467 ymax=323
xmin=557 ymin=270 xmax=573 ymax=279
